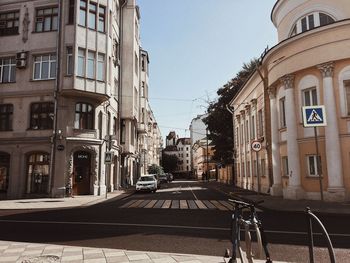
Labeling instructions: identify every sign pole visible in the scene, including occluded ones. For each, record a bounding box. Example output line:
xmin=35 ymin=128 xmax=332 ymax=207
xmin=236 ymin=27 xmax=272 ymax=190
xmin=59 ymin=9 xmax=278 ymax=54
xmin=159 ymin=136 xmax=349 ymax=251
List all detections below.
xmin=256 ymin=151 xmax=260 ymax=195
xmin=314 ymin=127 xmax=324 ymax=201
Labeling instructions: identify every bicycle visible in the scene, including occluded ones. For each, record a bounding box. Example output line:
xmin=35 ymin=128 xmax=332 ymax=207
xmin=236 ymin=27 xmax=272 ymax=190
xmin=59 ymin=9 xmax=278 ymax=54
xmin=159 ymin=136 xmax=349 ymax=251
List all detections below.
xmin=224 ymin=199 xmax=272 ymax=263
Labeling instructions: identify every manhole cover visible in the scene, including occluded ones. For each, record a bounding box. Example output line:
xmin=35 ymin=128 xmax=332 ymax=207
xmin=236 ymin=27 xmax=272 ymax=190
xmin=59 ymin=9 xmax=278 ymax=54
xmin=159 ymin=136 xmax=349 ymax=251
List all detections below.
xmin=20 ymin=255 xmax=60 ymax=263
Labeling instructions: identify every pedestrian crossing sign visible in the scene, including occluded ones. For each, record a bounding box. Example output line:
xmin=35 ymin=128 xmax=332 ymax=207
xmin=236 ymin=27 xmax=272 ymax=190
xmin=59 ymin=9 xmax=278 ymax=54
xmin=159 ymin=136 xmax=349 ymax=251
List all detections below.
xmin=302 ymin=105 xmax=327 ymax=127
xmin=105 ymin=151 xmax=114 ymax=164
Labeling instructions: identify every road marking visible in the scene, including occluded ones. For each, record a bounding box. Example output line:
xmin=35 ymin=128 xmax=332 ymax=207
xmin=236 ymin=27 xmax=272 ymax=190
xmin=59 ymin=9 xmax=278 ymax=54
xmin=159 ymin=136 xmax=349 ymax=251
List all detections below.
xmin=189 ymin=186 xmax=198 ymax=200
xmin=219 ymin=200 xmax=234 ymax=210
xmin=144 ymin=200 xmax=157 ymax=208
xmin=187 ymin=200 xmax=198 ymax=209
xmin=210 ymin=200 xmax=229 ymax=211
xmin=194 ymin=200 xmax=207 ymax=209
xmin=120 ymin=200 xmax=137 ymax=208
xmin=171 ymin=200 xmax=179 ymax=209
xmin=129 ymin=200 xmax=144 ymax=208
xmin=162 ymin=200 xmax=172 ymax=209
xmin=202 ymin=200 xmax=216 ymax=209
xmin=180 ymin=200 xmax=188 ymax=209
xmin=153 ymin=200 xmax=165 ymax=209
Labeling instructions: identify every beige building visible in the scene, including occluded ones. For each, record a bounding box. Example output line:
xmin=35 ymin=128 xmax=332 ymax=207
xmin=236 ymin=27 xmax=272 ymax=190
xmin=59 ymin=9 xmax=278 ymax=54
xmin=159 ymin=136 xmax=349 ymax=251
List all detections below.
xmin=0 ymin=0 xmax=161 ymax=199
xmin=230 ymin=0 xmax=350 ymax=201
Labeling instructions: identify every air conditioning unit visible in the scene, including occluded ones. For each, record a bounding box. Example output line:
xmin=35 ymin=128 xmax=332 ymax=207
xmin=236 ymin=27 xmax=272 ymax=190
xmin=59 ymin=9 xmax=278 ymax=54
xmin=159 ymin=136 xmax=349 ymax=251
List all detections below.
xmin=16 ymin=52 xmax=27 ymax=60
xmin=16 ymin=59 xmax=26 ymax=68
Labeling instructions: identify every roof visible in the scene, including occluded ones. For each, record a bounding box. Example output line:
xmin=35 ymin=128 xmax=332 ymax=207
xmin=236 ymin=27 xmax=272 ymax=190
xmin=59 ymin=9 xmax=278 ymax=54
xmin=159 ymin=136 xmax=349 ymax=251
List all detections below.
xmin=176 ymin=138 xmax=191 ymax=145
xmin=166 ymin=131 xmax=177 ymax=140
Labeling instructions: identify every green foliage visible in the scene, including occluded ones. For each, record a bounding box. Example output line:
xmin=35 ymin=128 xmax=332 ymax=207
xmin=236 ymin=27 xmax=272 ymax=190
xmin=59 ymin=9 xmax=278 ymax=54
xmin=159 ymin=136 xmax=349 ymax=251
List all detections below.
xmin=204 ymin=59 xmax=258 ymax=165
xmin=147 ymin=164 xmax=164 ymax=175
xmin=162 ymin=154 xmax=178 ymax=173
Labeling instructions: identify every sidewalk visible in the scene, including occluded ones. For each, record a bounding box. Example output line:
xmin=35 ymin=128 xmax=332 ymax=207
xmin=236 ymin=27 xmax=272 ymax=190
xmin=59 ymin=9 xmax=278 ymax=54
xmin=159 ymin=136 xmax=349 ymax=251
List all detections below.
xmin=209 ymin=181 xmax=350 ymax=215
xmin=0 ymin=189 xmax=134 ymax=210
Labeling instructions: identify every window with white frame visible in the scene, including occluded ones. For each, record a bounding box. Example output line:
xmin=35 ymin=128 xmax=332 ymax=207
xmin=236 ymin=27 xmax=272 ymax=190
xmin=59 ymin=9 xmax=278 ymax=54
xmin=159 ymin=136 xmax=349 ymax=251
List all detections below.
xmin=97 ymin=53 xmax=105 ymax=81
xmin=66 ymin=47 xmax=73 ymax=75
xmin=77 ymin=48 xmax=85 ymax=77
xmin=282 ymin=156 xmax=289 ymax=176
xmin=303 ymin=87 xmax=318 ymax=106
xmin=245 ymin=120 xmax=249 ymax=143
xmin=98 ymin=6 xmax=105 ymax=32
xmin=0 ymin=57 xmax=16 ymax=83
xmin=87 ymin=51 xmax=95 ymax=79
xmin=279 ymin=97 xmax=286 ymax=128
xmin=35 ymin=7 xmax=58 ymax=32
xmin=290 ymin=12 xmax=335 ymax=37
xmin=307 ymin=155 xmax=321 ymax=177
xmin=33 ymin=54 xmax=56 ymax=80
xmin=344 ymin=80 xmax=350 ymax=116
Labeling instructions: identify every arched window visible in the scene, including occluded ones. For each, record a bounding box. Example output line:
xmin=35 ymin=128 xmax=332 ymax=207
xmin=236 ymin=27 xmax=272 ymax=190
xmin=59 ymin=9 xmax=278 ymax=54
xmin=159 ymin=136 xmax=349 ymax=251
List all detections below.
xmin=27 ymin=152 xmax=50 ymax=194
xmin=290 ymin=12 xmax=335 ymax=37
xmin=74 ymin=102 xmax=94 ymax=129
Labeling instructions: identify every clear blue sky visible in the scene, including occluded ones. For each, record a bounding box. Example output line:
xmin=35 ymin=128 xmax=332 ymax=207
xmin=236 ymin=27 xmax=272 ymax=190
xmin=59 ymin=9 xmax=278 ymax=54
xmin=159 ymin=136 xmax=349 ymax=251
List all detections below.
xmin=137 ymin=0 xmax=278 ymax=140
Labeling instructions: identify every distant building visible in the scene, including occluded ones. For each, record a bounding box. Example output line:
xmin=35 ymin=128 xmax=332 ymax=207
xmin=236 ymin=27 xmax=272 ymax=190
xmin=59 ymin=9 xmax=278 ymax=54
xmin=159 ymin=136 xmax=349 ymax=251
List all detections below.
xmin=176 ymin=138 xmax=191 ymax=173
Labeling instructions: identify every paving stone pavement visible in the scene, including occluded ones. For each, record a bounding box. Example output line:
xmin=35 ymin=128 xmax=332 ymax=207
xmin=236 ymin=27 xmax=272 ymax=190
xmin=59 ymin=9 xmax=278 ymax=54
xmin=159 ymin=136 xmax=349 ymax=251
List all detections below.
xmin=0 ymin=240 xmax=288 ymax=263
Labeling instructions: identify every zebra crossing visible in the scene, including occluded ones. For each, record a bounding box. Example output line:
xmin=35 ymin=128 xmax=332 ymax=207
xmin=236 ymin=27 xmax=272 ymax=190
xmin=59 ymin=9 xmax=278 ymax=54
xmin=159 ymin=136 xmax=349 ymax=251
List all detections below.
xmin=120 ymin=199 xmax=237 ymax=211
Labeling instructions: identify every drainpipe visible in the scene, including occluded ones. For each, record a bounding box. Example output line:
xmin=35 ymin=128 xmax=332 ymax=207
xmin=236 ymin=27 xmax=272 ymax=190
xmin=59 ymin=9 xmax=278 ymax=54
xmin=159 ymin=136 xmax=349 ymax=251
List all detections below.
xmin=226 ymin=105 xmax=235 ymax=186
xmin=49 ymin=0 xmax=63 ymax=197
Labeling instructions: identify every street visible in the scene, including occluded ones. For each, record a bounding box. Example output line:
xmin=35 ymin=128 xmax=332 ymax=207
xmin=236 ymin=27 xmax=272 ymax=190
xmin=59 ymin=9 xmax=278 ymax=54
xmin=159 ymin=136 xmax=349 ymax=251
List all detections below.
xmin=0 ymin=180 xmax=349 ymax=261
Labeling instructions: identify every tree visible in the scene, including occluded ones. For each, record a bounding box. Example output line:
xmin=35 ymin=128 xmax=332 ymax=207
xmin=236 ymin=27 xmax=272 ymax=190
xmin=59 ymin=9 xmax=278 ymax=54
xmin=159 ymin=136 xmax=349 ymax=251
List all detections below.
xmin=147 ymin=164 xmax=164 ymax=175
xmin=204 ymin=59 xmax=258 ymax=165
xmin=162 ymin=154 xmax=178 ymax=173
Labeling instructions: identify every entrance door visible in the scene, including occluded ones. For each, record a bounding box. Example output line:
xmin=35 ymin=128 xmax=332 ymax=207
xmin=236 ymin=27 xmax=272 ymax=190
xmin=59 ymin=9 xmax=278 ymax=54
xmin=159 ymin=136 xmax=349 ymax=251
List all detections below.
xmin=73 ymin=151 xmax=91 ymax=195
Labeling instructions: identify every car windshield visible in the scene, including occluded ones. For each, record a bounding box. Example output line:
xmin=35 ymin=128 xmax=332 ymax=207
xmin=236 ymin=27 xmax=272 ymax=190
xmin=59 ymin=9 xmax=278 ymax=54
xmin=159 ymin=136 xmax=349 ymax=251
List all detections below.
xmin=139 ymin=176 xmax=154 ymax=182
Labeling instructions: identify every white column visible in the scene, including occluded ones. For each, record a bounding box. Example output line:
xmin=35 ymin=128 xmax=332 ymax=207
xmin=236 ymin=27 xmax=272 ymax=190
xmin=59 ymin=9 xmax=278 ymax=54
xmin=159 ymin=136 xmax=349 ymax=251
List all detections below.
xmin=317 ymin=62 xmax=345 ymax=201
xmin=281 ymin=75 xmax=304 ymax=199
xmin=269 ymin=87 xmax=283 ymax=196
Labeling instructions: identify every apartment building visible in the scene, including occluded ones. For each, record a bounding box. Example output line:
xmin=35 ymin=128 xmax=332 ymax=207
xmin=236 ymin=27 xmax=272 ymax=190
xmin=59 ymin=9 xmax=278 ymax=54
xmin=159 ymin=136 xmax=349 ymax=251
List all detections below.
xmin=176 ymin=138 xmax=191 ymax=173
xmin=230 ymin=0 xmax=350 ymax=201
xmin=0 ymin=0 xmax=161 ymax=199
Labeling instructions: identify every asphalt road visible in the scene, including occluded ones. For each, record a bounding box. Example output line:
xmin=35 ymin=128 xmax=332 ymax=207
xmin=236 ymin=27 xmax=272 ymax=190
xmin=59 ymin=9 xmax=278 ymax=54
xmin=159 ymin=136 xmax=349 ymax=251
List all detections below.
xmin=0 ymin=180 xmax=349 ymax=259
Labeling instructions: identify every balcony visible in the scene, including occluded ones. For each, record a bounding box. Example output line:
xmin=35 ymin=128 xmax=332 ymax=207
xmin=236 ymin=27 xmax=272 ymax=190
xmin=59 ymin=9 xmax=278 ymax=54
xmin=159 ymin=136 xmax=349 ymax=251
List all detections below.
xmin=137 ymin=123 xmax=147 ymax=134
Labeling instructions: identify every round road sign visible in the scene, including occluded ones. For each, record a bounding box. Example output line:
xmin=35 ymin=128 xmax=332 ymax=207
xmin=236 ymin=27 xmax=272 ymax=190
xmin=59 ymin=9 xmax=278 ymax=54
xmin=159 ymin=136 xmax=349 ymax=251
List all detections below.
xmin=251 ymin=140 xmax=262 ymax=152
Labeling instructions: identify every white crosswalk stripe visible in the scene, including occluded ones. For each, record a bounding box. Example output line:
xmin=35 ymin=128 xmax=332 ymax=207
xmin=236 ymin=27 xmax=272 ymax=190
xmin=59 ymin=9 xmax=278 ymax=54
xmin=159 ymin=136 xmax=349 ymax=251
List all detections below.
xmin=119 ymin=199 xmax=263 ymax=211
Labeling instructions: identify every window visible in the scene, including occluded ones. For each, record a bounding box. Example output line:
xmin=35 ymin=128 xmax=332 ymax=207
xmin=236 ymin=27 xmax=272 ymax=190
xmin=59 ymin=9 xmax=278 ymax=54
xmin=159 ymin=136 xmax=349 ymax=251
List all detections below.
xmin=258 ymin=110 xmax=263 ymax=137
xmin=307 ymin=155 xmax=321 ymax=177
xmin=87 ymin=51 xmax=95 ymax=79
xmin=0 ymin=10 xmax=20 ymax=36
xmin=33 ymin=54 xmax=56 ymax=80
xmin=319 ymin=13 xmax=335 ymax=26
xmin=280 ymin=97 xmax=286 ymax=128
xmin=135 ymin=53 xmax=138 ymax=75
xmin=97 ymin=53 xmax=105 ymax=81
xmin=77 ymin=48 xmax=85 ymax=77
xmin=68 ymin=0 xmax=75 ymax=24
xmin=30 ymin=102 xmax=54 ymax=130
xmin=107 ymin=112 xmax=111 ymax=135
xmin=0 ymin=57 xmax=16 ymax=83
xmin=290 ymin=12 xmax=335 ymax=37
xmin=141 ymin=81 xmax=145 ymax=97
xmin=121 ymin=120 xmax=125 ymax=143
xmin=74 ymin=102 xmax=94 ymax=129
xmin=27 ymin=153 xmax=50 ymax=194
xmin=245 ymin=120 xmax=249 ymax=143
xmin=246 ymin=161 xmax=250 ymax=178
xmin=35 ymin=7 xmax=58 ymax=32
xmin=113 ymin=117 xmax=117 ymax=135
xmin=98 ymin=6 xmax=105 ymax=32
xmin=250 ymin=115 xmax=255 ymax=139
xmin=345 ymin=81 xmax=350 ymax=116
xmin=0 ymin=152 xmax=10 ymax=192
xmin=88 ymin=2 xmax=97 ymax=30
xmin=0 ymin=104 xmax=13 ymax=131
xmin=303 ymin=87 xmax=317 ymax=106
xmin=282 ymin=156 xmax=289 ymax=176
xmin=66 ymin=47 xmax=73 ymax=75
xmin=79 ymin=0 xmax=87 ymax=27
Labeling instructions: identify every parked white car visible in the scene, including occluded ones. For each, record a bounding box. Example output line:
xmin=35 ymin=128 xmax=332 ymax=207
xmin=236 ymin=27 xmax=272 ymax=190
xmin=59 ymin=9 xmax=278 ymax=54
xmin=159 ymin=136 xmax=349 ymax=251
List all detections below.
xmin=136 ymin=175 xmax=158 ymax=192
